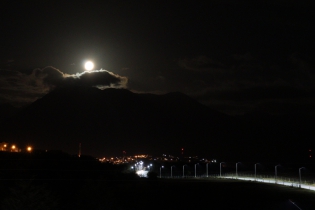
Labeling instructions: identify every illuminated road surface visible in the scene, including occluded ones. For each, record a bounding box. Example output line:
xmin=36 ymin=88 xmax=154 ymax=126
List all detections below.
xmin=223 ymin=176 xmax=315 ymax=191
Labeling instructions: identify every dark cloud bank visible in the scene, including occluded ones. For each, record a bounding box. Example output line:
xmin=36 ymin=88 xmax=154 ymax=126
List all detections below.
xmin=175 ymin=53 xmax=315 ymax=115
xmin=0 ymin=67 xmax=128 ymax=107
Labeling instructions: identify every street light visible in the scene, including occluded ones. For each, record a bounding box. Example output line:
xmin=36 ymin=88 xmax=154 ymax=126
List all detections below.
xmin=195 ymin=163 xmax=199 ymax=178
xmin=275 ymin=164 xmax=281 ymax=184
xmin=236 ymin=162 xmax=241 ymax=178
xmin=171 ymin=165 xmax=175 ymax=178
xmin=160 ymin=166 xmax=164 ymax=178
xmin=299 ymin=167 xmax=305 ymax=188
xmin=183 ymin=165 xmax=187 ymax=177
xmin=254 ymin=163 xmax=260 ymax=181
xmin=220 ymin=162 xmax=225 ymax=178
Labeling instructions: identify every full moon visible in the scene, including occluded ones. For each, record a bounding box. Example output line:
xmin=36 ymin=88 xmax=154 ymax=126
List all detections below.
xmin=84 ymin=61 xmax=94 ymax=71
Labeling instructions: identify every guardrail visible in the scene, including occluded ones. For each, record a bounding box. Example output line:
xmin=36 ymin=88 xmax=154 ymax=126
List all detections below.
xmin=159 ymin=173 xmax=315 ymax=191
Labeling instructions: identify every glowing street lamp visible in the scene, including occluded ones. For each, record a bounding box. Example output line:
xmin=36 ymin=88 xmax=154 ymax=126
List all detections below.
xmin=275 ymin=164 xmax=281 ymax=184
xmin=171 ymin=165 xmax=175 ymax=178
xmin=148 ymin=163 xmax=152 ymax=171
xmin=236 ymin=162 xmax=241 ymax=178
xmin=299 ymin=167 xmax=305 ymax=188
xmin=160 ymin=166 xmax=164 ymax=178
xmin=11 ymin=145 xmax=16 ymax=152
xmin=220 ymin=162 xmax=225 ymax=178
xmin=27 ymin=146 xmax=32 ymax=152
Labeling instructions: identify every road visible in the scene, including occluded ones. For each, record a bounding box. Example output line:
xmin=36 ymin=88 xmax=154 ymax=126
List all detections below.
xmin=223 ymin=176 xmax=315 ymax=191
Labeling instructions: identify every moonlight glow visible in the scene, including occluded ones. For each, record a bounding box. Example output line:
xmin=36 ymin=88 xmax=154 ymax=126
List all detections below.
xmin=84 ymin=61 xmax=94 ymax=71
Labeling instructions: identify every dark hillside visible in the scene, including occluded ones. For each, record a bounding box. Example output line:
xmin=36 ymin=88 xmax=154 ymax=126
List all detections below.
xmin=1 ymin=87 xmax=313 ymax=162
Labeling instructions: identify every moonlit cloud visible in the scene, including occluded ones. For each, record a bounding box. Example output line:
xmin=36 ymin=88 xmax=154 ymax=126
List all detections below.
xmin=0 ymin=67 xmax=128 ymax=106
xmin=71 ymin=69 xmax=128 ymax=89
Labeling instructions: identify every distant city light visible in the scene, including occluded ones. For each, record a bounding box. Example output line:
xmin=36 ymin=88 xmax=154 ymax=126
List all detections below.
xmin=27 ymin=146 xmax=32 ymax=152
xmin=136 ymin=170 xmax=148 ymax=177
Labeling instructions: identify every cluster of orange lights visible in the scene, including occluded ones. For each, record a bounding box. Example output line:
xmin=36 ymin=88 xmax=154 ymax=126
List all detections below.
xmin=99 ymin=155 xmax=153 ymax=164
xmin=0 ymin=143 xmax=32 ymax=152
xmin=134 ymin=155 xmax=148 ymax=158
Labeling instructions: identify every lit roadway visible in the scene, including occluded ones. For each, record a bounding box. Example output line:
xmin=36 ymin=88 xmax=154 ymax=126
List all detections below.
xmin=163 ymin=175 xmax=315 ymax=192
xmin=222 ymin=176 xmax=315 ymax=191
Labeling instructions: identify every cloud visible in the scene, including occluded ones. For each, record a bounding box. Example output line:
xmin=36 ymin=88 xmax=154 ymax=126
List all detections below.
xmin=178 ymin=56 xmax=226 ymax=72
xmin=180 ymin=54 xmax=315 ymax=91
xmin=73 ymin=69 xmax=128 ymax=89
xmin=177 ymin=54 xmax=315 ymax=115
xmin=0 ymin=67 xmax=128 ymax=106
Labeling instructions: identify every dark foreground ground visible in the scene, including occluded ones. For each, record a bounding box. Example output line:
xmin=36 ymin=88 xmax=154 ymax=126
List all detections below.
xmin=2 ymin=178 xmax=315 ymax=210
xmin=78 ymin=178 xmax=315 ymax=210
xmin=1 ymin=152 xmax=315 ymax=210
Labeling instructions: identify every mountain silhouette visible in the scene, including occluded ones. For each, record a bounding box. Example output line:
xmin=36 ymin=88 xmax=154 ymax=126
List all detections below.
xmin=0 ymin=87 xmax=313 ymax=162
xmin=0 ymin=103 xmax=21 ymax=122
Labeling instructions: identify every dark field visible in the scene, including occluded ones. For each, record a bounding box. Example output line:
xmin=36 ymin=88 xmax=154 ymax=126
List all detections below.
xmin=1 ymin=152 xmax=315 ymax=209
xmin=78 ymin=178 xmax=315 ymax=210
xmin=3 ymin=178 xmax=314 ymax=210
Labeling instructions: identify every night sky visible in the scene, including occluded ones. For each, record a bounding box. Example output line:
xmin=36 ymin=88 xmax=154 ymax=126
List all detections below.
xmin=1 ymin=0 xmax=314 ymax=115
